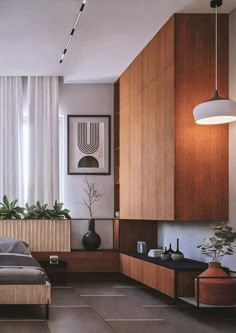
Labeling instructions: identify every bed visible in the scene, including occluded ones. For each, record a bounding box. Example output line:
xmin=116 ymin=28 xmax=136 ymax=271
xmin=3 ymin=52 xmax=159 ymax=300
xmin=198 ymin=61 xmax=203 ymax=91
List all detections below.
xmin=0 ymin=238 xmax=51 ymax=319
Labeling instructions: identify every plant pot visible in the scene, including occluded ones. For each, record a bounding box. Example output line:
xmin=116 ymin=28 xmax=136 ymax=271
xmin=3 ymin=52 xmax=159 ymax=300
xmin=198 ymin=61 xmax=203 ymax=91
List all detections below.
xmin=195 ymin=262 xmax=236 ymax=305
xmin=82 ymin=219 xmax=101 ymax=251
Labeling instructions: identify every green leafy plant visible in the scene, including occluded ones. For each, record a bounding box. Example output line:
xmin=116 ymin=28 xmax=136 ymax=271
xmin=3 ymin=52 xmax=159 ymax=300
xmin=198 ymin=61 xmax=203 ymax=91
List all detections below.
xmin=198 ymin=223 xmax=236 ymax=262
xmin=30 ymin=201 xmax=52 ymax=219
xmin=0 ymin=195 xmax=24 ymax=219
xmin=49 ymin=200 xmax=71 ymax=219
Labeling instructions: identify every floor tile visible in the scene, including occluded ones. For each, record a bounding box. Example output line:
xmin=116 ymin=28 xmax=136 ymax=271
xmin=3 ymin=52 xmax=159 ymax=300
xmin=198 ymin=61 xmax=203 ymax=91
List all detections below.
xmin=148 ymin=306 xmax=236 ymax=333
xmin=83 ymin=295 xmax=165 ymax=320
xmin=47 ymin=307 xmax=114 ymax=333
xmin=107 ymin=320 xmax=171 ymax=333
xmin=72 ymin=282 xmax=125 ymax=296
xmin=51 ymin=288 xmax=89 ymax=306
xmin=0 ymin=321 xmax=50 ymax=333
xmin=117 ymin=287 xmax=181 ymax=306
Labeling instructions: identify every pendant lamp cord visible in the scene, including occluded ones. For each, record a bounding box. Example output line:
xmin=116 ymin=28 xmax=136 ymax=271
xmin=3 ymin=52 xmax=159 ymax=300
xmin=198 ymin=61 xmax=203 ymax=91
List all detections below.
xmin=215 ymin=4 xmax=218 ymax=91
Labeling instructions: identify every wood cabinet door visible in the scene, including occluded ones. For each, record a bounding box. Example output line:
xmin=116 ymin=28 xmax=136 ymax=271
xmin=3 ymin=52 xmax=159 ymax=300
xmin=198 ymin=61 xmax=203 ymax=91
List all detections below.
xmin=120 ymin=102 xmax=131 ymax=218
xmin=140 ymin=261 xmax=157 ymax=289
xmin=156 ymin=266 xmax=175 ymax=298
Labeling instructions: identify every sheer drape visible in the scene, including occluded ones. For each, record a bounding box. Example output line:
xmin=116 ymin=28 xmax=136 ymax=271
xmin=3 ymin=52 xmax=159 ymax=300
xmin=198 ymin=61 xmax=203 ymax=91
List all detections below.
xmin=0 ymin=77 xmax=24 ymax=203
xmin=27 ymin=76 xmax=59 ymax=205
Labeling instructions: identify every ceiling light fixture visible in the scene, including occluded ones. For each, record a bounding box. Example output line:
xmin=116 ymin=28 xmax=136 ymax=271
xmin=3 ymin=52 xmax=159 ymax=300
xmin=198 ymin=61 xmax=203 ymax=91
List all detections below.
xmin=59 ymin=0 xmax=87 ymax=64
xmin=193 ymin=0 xmax=236 ymax=125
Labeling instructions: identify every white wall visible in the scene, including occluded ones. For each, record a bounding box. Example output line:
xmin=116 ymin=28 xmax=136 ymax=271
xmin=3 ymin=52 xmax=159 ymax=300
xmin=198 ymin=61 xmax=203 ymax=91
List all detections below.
xmin=158 ymin=9 xmax=236 ymax=272
xmin=59 ymin=81 xmax=114 ymax=249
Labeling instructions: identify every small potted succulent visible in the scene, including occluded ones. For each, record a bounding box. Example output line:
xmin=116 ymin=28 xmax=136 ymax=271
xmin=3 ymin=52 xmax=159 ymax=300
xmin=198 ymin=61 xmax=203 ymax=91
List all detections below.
xmin=196 ymin=223 xmax=236 ymax=305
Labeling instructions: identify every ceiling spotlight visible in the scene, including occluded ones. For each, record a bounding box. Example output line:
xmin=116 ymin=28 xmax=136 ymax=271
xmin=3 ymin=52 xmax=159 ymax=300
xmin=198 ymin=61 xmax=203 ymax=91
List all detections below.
xmin=59 ymin=0 xmax=87 ymax=64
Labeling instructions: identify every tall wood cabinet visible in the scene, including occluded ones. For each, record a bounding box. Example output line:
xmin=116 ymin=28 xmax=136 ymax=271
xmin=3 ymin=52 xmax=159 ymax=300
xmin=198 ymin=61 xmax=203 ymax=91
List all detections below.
xmin=117 ymin=14 xmax=229 ymax=221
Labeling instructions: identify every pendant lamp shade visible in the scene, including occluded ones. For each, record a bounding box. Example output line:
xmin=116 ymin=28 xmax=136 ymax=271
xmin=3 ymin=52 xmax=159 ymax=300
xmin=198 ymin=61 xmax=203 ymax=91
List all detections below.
xmin=193 ymin=0 xmax=236 ymax=125
xmin=193 ymin=90 xmax=236 ymax=125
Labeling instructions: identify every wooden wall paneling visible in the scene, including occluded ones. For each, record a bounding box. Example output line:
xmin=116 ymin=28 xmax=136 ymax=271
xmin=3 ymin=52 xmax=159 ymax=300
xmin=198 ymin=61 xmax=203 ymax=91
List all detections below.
xmin=174 ymin=14 xmax=229 ymax=221
xmin=119 ymin=220 xmax=157 ymax=252
xmin=129 ymin=93 xmax=142 ymax=218
xmin=113 ymin=219 xmax=120 ymax=250
xmin=141 ymin=80 xmax=158 ymax=219
xmin=120 ymin=102 xmax=131 ymax=218
xmin=33 ymin=251 xmax=120 ymax=273
xmin=156 ymin=265 xmax=175 ymax=297
xmin=119 ymin=66 xmax=131 ymax=108
xmin=156 ymin=16 xmax=175 ymax=78
xmin=155 ymin=65 xmax=175 ymax=220
xmin=130 ymin=53 xmax=143 ymax=98
xmin=142 ymin=37 xmax=157 ymax=89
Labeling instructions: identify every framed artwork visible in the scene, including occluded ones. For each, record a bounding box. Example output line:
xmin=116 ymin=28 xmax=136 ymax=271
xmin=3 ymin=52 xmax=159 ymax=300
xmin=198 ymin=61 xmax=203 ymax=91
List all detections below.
xmin=67 ymin=115 xmax=111 ymax=175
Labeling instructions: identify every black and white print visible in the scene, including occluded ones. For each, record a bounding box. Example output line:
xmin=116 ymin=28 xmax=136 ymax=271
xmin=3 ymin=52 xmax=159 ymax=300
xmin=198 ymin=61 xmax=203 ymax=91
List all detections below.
xmin=67 ymin=115 xmax=110 ymax=175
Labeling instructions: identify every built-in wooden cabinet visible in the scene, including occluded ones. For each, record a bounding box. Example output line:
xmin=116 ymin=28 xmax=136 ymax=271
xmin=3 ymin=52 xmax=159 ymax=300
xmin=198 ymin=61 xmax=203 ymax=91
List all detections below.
xmin=120 ymin=253 xmax=205 ymax=298
xmin=117 ymin=14 xmax=229 ymax=221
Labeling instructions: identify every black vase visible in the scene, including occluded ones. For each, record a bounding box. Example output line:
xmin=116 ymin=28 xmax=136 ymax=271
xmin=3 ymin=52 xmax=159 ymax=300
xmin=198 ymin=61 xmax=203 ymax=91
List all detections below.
xmin=82 ymin=219 xmax=101 ymax=251
xmin=171 ymin=238 xmax=184 ymax=262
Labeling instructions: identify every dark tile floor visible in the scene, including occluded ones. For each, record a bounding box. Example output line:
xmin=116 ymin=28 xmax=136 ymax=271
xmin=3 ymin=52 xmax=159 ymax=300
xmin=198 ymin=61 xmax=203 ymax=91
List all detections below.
xmin=0 ymin=281 xmax=235 ymax=333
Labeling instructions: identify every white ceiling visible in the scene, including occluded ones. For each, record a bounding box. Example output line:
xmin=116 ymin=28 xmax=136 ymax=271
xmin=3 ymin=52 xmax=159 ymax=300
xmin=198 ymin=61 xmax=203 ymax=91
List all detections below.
xmin=0 ymin=0 xmax=235 ymax=83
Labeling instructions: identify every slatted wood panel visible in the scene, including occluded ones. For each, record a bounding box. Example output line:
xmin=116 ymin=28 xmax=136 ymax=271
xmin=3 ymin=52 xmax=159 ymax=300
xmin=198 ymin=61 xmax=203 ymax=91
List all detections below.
xmin=33 ymin=251 xmax=120 ymax=272
xmin=0 ymin=220 xmax=71 ymax=252
xmin=174 ymin=14 xmax=229 ymax=221
xmin=0 ymin=282 xmax=51 ymax=304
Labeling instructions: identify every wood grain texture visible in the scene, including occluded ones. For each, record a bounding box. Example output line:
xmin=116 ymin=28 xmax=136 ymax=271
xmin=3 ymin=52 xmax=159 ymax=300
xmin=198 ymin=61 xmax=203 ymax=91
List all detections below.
xmin=174 ymin=14 xmax=229 ymax=221
xmin=32 ymin=251 xmax=120 ymax=272
xmin=120 ymin=102 xmax=131 ymax=218
xmin=156 ymin=265 xmax=175 ymax=297
xmin=142 ymin=66 xmax=175 ymax=220
xmin=113 ymin=219 xmax=120 ymax=250
xmin=176 ymin=271 xmax=203 ymax=297
xmin=120 ymin=254 xmax=156 ymax=289
xmin=130 ymin=94 xmax=142 ymax=219
xmin=0 ymin=282 xmax=51 ymax=304
xmin=119 ymin=220 xmax=157 ymax=252
xmin=114 ymin=80 xmax=120 ymax=212
xmin=0 ymin=220 xmax=71 ymax=252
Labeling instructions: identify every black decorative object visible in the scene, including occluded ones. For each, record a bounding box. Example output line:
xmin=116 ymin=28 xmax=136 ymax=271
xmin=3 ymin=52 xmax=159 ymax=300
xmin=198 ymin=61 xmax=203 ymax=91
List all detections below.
xmin=171 ymin=238 xmax=185 ymax=262
xmin=167 ymin=243 xmax=175 ymax=255
xmin=82 ymin=219 xmax=101 ymax=251
xmin=160 ymin=247 xmax=171 ymax=261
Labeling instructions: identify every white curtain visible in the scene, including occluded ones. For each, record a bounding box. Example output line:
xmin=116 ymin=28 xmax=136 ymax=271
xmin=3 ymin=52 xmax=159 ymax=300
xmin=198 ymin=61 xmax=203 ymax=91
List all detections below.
xmin=0 ymin=77 xmax=24 ymax=203
xmin=27 ymin=76 xmax=59 ymax=206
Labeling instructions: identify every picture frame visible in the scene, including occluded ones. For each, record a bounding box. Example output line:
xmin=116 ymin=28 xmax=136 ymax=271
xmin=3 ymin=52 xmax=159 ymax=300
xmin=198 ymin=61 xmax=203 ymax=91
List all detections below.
xmin=67 ymin=115 xmax=111 ymax=175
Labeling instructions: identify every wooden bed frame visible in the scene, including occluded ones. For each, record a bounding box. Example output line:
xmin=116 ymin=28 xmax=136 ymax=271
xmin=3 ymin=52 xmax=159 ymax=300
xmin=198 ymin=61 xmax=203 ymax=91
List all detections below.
xmin=0 ymin=282 xmax=51 ymax=319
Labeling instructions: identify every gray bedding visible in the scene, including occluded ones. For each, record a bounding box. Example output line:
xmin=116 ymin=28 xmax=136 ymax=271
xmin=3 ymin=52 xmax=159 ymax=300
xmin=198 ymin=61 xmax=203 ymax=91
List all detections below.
xmin=0 ymin=254 xmax=47 ymax=285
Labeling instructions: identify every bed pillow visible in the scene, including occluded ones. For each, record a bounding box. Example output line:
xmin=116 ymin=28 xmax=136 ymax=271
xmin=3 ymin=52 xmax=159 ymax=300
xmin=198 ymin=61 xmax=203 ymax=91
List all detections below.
xmin=0 ymin=238 xmax=30 ymax=255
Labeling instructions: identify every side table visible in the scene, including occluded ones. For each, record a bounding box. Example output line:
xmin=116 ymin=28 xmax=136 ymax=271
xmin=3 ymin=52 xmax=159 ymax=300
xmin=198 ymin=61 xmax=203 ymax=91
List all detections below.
xmin=39 ymin=260 xmax=68 ymax=286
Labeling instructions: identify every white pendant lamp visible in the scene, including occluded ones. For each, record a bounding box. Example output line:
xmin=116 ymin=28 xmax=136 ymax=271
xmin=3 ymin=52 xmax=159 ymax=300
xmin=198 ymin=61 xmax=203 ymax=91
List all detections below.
xmin=193 ymin=0 xmax=236 ymax=125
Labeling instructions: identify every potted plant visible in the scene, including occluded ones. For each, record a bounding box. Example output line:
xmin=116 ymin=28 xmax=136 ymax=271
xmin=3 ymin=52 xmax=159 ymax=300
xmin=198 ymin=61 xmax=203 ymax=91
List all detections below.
xmin=196 ymin=223 xmax=236 ymax=305
xmin=0 ymin=195 xmax=24 ymax=219
xmin=0 ymin=195 xmax=71 ymax=252
xmin=80 ymin=177 xmax=103 ymax=251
